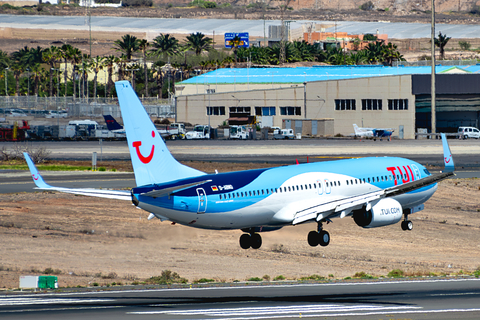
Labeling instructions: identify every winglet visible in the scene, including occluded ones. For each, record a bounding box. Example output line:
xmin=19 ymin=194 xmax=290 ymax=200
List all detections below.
xmin=441 ymin=133 xmax=455 ymax=173
xmin=23 ymin=152 xmax=51 ymax=189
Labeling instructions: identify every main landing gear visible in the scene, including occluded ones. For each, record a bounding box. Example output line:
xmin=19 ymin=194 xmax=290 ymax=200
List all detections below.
xmin=239 ymin=232 xmax=262 ymax=250
xmin=307 ymin=221 xmax=330 ymax=247
xmin=401 ymin=214 xmax=413 ymax=231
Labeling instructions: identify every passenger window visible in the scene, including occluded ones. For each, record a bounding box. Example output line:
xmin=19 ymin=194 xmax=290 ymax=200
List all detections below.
xmin=309 ymin=184 xmax=312 ymax=189
xmin=288 ymin=186 xmax=291 ymax=192
xmin=253 ymin=191 xmax=256 ymax=196
xmin=262 ymin=190 xmax=264 ymax=195
xmin=228 ymin=194 xmax=231 ymax=199
xmin=300 ymin=185 xmax=303 ymax=190
xmin=284 ymin=187 xmax=287 ymax=192
xmin=314 ymin=183 xmax=317 ymax=188
xmin=346 ymin=180 xmax=349 ymax=185
xmin=338 ymin=181 xmax=341 ymax=186
xmin=219 ymin=194 xmax=222 ymax=200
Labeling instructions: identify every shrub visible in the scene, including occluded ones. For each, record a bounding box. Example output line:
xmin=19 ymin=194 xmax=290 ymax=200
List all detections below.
xmin=92 ymin=282 xmax=99 ymax=286
xmin=363 ymin=34 xmax=377 ymax=41
xmin=388 ymin=269 xmax=404 ymax=278
xmin=360 ymin=1 xmax=374 ymax=10
xmin=273 ymin=275 xmax=285 ymax=281
xmin=353 ymin=271 xmax=374 ymax=279
xmin=473 ymin=267 xmax=480 ymax=278
xmin=262 ymin=275 xmax=271 ymax=281
xmin=247 ymin=277 xmax=262 ymax=281
xmin=459 ymin=41 xmax=471 ymax=50
xmin=145 ymin=270 xmax=187 ymax=284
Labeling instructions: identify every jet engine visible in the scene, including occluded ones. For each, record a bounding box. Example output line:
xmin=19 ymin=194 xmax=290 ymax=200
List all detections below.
xmin=353 ymin=198 xmax=403 ymax=228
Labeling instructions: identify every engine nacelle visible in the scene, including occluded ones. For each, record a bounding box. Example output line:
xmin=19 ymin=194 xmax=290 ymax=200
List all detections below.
xmin=353 ymin=198 xmax=403 ymax=228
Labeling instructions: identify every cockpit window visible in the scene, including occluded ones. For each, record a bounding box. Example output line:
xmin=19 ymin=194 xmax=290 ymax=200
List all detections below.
xmin=424 ymin=169 xmax=430 ymax=175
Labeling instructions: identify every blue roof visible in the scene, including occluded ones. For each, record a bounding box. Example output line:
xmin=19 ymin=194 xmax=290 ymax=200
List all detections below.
xmin=181 ymin=65 xmax=480 ymax=85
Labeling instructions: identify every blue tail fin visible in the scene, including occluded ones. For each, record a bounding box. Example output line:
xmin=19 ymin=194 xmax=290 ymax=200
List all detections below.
xmin=103 ymin=115 xmax=123 ymax=131
xmin=115 ymin=81 xmax=205 ymax=186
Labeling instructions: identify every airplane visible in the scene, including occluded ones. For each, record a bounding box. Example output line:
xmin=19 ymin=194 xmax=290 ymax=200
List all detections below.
xmin=23 ymin=80 xmax=455 ymax=250
xmin=103 ymin=115 xmax=126 ymax=134
xmin=353 ymin=124 xmax=394 ymax=141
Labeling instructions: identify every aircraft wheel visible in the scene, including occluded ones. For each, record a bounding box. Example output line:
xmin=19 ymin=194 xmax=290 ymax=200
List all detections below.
xmin=319 ymin=230 xmax=330 ymax=247
xmin=401 ymin=220 xmax=413 ymax=231
xmin=239 ymin=234 xmax=251 ymax=249
xmin=307 ymin=230 xmax=319 ymax=247
xmin=251 ymin=233 xmax=262 ymax=249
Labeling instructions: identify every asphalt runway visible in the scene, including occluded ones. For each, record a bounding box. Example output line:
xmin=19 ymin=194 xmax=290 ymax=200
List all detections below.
xmin=1 ymin=279 xmax=480 ymax=319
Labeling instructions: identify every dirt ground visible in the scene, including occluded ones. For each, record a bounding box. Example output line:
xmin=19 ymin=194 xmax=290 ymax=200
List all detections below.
xmin=0 ymin=160 xmax=479 ymax=289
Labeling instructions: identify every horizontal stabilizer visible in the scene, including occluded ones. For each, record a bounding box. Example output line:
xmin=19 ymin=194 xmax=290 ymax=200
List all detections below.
xmin=23 ymin=152 xmax=131 ymax=201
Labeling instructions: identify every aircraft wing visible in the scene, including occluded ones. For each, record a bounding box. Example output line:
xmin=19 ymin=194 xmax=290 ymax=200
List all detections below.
xmin=292 ymin=170 xmax=453 ymax=225
xmin=24 ymin=153 xmax=132 ymax=201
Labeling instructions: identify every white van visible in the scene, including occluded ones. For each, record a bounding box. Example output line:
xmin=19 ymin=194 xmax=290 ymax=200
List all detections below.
xmin=458 ymin=126 xmax=480 ymax=139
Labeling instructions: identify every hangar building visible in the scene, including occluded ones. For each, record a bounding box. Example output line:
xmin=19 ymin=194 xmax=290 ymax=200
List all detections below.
xmin=175 ymin=65 xmax=480 ymax=139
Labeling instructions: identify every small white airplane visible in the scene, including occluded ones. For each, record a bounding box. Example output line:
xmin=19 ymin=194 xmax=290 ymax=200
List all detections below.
xmin=24 ymin=81 xmax=455 ymax=250
xmin=353 ymin=124 xmax=395 ymax=140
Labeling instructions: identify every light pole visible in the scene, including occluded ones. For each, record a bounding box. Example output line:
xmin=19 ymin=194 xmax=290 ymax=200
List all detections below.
xmin=4 ymin=67 xmax=8 ymax=96
xmin=26 ymin=67 xmax=30 ymax=113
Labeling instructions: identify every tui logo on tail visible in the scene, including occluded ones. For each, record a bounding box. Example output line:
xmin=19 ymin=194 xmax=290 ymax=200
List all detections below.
xmin=132 ymin=130 xmax=156 ymax=164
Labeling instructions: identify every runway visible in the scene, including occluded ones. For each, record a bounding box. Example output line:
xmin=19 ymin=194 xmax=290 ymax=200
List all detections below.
xmin=1 ymin=279 xmax=480 ymax=319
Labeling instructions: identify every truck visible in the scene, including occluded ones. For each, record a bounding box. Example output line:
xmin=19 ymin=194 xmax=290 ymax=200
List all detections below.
xmin=157 ymin=123 xmax=186 ymax=140
xmin=274 ymin=128 xmax=295 ymax=140
xmin=185 ymin=125 xmax=211 ymax=139
xmin=229 ymin=125 xmax=248 ymax=140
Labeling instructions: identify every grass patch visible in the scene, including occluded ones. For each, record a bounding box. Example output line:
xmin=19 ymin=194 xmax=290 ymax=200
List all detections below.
xmin=194 ymin=278 xmax=215 ymax=284
xmin=0 ymin=164 xmax=92 ymax=171
xmin=300 ymin=274 xmax=326 ymax=281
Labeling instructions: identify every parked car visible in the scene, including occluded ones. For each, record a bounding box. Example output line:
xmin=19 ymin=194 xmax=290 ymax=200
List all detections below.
xmin=46 ymin=110 xmax=68 ymax=118
xmin=458 ymin=126 xmax=480 ymax=139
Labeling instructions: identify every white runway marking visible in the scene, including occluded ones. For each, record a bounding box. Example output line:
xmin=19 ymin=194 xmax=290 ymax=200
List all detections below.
xmin=128 ymin=304 xmax=422 ymax=318
xmin=0 ymin=297 xmax=114 ymax=306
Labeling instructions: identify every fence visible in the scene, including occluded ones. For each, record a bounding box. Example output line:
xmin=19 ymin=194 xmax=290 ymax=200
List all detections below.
xmin=393 ymin=60 xmax=478 ymax=67
xmin=0 ymin=95 xmax=175 ymax=119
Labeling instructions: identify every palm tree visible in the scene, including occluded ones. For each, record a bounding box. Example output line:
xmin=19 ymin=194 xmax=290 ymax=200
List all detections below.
xmin=434 ymin=32 xmax=451 ymax=60
xmin=113 ymin=34 xmax=139 ymax=61
xmin=0 ymin=49 xmax=10 ymax=70
xmin=60 ymin=44 xmax=76 ymax=97
xmin=78 ymin=54 xmax=91 ymax=99
xmin=30 ymin=63 xmax=42 ymax=96
xmin=90 ymin=56 xmax=104 ymax=100
xmin=150 ymin=34 xmax=180 ymax=59
xmin=138 ymin=39 xmax=149 ymax=97
xmin=68 ymin=47 xmax=83 ymax=100
xmin=42 ymin=46 xmax=61 ymax=97
xmin=104 ymin=55 xmax=118 ymax=97
xmin=117 ymin=54 xmax=129 ymax=81
xmin=229 ymin=35 xmax=242 ymax=64
xmin=185 ymin=32 xmax=213 ymax=56
xmin=381 ymin=42 xmax=404 ymax=66
xmin=11 ymin=63 xmax=24 ymax=96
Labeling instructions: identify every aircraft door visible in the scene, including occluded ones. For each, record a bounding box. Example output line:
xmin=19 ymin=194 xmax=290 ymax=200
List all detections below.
xmin=317 ymin=179 xmax=323 ymax=195
xmin=196 ymin=188 xmax=207 ymax=213
xmin=324 ymin=179 xmax=331 ymax=194
xmin=411 ymin=165 xmax=421 ymax=180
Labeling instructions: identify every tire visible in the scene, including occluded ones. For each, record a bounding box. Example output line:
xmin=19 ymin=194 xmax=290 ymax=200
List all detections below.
xmin=319 ymin=230 xmax=330 ymax=247
xmin=251 ymin=233 xmax=262 ymax=249
xmin=407 ymin=220 xmax=413 ymax=231
xmin=464 ymin=135 xmax=468 ymax=140
xmin=239 ymin=234 xmax=251 ymax=249
xmin=307 ymin=231 xmax=319 ymax=247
